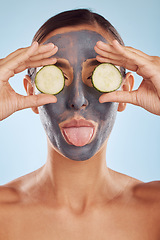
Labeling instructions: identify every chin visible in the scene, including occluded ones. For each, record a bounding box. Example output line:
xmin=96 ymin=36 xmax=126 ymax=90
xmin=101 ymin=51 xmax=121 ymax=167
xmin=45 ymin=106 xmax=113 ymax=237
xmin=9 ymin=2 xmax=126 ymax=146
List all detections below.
xmin=48 ymin=133 xmax=106 ymax=161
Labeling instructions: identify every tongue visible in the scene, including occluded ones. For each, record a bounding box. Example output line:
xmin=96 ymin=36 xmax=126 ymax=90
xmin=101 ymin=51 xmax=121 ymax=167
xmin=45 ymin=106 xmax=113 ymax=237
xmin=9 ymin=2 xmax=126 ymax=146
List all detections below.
xmin=63 ymin=127 xmax=94 ymax=146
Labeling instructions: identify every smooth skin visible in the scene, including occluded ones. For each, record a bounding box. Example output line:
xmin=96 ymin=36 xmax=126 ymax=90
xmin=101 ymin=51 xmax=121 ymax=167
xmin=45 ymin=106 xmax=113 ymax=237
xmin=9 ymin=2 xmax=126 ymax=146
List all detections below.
xmin=0 ymin=25 xmax=160 ymax=240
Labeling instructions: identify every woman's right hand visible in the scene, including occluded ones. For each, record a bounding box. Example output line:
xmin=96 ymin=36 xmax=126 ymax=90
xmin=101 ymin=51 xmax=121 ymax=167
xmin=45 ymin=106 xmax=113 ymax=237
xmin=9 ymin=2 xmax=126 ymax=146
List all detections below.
xmin=0 ymin=41 xmax=58 ymax=121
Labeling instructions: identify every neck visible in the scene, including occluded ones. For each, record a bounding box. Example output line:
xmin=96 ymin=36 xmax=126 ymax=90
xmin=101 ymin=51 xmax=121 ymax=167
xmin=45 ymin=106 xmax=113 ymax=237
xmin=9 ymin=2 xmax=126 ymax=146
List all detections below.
xmin=38 ymin=139 xmax=124 ymax=213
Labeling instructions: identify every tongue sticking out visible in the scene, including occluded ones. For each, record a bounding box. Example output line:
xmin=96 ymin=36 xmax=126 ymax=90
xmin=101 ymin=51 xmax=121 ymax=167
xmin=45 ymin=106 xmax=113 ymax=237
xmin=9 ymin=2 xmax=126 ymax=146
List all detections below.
xmin=63 ymin=127 xmax=94 ymax=147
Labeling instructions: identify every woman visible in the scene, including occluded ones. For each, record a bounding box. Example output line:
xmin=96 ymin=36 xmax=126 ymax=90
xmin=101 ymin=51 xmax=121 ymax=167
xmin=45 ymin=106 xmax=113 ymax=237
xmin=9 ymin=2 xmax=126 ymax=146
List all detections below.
xmin=0 ymin=9 xmax=159 ymax=239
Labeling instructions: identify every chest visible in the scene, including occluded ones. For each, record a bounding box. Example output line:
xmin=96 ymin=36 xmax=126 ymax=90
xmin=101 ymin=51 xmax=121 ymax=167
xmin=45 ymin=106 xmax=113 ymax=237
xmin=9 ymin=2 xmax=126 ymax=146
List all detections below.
xmin=0 ymin=205 xmax=159 ymax=240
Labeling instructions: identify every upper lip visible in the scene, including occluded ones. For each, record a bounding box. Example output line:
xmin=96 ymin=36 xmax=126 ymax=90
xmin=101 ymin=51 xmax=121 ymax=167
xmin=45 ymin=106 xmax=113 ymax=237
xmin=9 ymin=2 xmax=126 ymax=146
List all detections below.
xmin=59 ymin=118 xmax=96 ymax=128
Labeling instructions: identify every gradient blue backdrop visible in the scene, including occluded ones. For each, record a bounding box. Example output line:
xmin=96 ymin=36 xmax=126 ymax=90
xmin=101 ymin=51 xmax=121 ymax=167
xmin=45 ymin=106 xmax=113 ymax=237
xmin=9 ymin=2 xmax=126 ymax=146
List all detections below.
xmin=0 ymin=0 xmax=160 ymax=184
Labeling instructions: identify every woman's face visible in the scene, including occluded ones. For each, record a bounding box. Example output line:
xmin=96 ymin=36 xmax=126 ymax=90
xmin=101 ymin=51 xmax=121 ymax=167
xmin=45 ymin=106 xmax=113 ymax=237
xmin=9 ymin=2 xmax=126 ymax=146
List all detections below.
xmin=34 ymin=26 xmax=118 ymax=161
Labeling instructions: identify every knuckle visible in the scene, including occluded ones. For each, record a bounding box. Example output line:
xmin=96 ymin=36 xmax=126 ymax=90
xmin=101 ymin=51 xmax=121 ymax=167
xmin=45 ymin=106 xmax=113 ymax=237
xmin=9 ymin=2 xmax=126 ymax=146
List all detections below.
xmin=33 ymin=95 xmax=39 ymax=106
xmin=151 ymin=56 xmax=160 ymax=64
xmin=134 ymin=91 xmax=139 ymax=106
xmin=0 ymin=59 xmax=4 ymax=65
xmin=16 ymin=95 xmax=23 ymax=111
xmin=121 ymin=57 xmax=127 ymax=67
xmin=126 ymin=46 xmax=133 ymax=50
xmin=25 ymin=51 xmax=32 ymax=59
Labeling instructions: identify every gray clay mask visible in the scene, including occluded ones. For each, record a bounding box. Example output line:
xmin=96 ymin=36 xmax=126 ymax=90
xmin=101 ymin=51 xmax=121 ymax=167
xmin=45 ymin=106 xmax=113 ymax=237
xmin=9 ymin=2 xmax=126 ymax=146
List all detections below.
xmin=35 ymin=30 xmax=118 ymax=161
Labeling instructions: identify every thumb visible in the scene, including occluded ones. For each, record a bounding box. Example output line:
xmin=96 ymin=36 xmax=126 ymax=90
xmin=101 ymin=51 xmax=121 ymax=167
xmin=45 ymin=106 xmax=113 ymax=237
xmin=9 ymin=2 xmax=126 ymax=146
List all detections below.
xmin=16 ymin=93 xmax=57 ymax=111
xmin=99 ymin=90 xmax=137 ymax=105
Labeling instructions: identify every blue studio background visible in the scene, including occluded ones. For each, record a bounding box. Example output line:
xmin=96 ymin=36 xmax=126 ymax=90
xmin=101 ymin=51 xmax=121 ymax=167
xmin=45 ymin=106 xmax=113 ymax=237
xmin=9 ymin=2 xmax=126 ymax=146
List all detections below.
xmin=0 ymin=0 xmax=160 ymax=184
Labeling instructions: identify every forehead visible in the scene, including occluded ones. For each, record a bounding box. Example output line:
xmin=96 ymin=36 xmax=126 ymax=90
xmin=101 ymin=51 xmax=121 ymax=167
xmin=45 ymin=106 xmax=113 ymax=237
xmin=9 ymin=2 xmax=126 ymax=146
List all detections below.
xmin=43 ymin=30 xmax=108 ymax=62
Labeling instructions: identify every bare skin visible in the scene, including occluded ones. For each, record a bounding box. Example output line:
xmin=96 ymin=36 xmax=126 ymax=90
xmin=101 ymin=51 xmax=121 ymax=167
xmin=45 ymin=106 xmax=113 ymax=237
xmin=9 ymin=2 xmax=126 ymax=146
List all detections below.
xmin=0 ymin=24 xmax=160 ymax=239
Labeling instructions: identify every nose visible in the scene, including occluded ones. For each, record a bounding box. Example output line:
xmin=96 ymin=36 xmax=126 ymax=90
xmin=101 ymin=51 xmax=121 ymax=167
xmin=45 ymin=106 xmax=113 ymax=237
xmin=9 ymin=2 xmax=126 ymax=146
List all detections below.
xmin=67 ymin=80 xmax=88 ymax=110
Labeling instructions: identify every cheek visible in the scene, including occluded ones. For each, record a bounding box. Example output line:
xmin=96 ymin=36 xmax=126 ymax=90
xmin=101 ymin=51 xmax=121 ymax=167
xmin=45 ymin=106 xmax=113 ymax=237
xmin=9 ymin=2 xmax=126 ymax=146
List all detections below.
xmin=38 ymin=87 xmax=77 ymax=138
xmin=96 ymin=102 xmax=118 ymax=146
xmin=98 ymin=102 xmax=118 ymax=122
xmin=84 ymin=86 xmax=117 ymax=121
xmin=85 ymin=88 xmax=118 ymax=133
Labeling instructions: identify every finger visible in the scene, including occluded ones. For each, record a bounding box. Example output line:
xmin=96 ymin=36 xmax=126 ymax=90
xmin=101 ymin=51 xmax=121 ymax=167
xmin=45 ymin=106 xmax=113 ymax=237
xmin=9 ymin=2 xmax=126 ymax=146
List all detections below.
xmin=125 ymin=46 xmax=151 ymax=60
xmin=14 ymin=57 xmax=57 ymax=74
xmin=0 ymin=42 xmax=40 ymax=80
xmin=0 ymin=42 xmax=58 ymax=82
xmin=3 ymin=42 xmax=56 ymax=72
xmin=96 ymin=41 xmax=118 ymax=54
xmin=96 ymin=55 xmax=137 ymax=72
xmin=16 ymin=93 xmax=57 ymax=111
xmin=1 ymin=43 xmax=55 ymax=65
xmin=94 ymin=45 xmax=120 ymax=61
xmin=95 ymin=42 xmax=150 ymax=63
xmin=0 ymin=48 xmax=26 ymax=65
xmin=34 ymin=42 xmax=55 ymax=53
xmin=29 ymin=43 xmax=56 ymax=57
xmin=112 ymin=40 xmax=149 ymax=68
xmin=1 ymin=42 xmax=38 ymax=73
xmin=96 ymin=50 xmax=149 ymax=74
xmin=96 ymin=55 xmax=120 ymax=65
xmin=96 ymin=40 xmax=151 ymax=63
xmin=95 ymin=41 xmax=139 ymax=71
xmin=29 ymin=45 xmax=58 ymax=61
xmin=99 ymin=90 xmax=138 ymax=105
xmin=0 ymin=59 xmax=4 ymax=66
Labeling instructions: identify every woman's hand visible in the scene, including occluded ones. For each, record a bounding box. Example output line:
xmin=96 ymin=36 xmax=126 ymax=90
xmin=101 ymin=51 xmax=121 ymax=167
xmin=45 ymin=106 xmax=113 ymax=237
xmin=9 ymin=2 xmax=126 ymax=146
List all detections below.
xmin=0 ymin=42 xmax=58 ymax=121
xmin=94 ymin=40 xmax=160 ymax=115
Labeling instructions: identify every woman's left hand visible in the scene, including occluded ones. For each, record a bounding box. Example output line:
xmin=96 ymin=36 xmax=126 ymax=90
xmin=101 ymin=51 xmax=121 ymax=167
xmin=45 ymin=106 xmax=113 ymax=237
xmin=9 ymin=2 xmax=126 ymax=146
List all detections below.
xmin=94 ymin=40 xmax=160 ymax=115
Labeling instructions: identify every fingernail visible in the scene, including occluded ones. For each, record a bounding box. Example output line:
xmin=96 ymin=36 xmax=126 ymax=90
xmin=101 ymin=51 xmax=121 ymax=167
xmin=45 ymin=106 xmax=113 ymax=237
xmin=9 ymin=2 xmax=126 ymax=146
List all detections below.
xmin=32 ymin=41 xmax=38 ymax=46
xmin=99 ymin=96 xmax=104 ymax=103
xmin=51 ymin=58 xmax=57 ymax=63
xmin=48 ymin=43 xmax=55 ymax=48
xmin=114 ymin=40 xmax=120 ymax=45
xmin=97 ymin=41 xmax=105 ymax=46
xmin=51 ymin=96 xmax=57 ymax=102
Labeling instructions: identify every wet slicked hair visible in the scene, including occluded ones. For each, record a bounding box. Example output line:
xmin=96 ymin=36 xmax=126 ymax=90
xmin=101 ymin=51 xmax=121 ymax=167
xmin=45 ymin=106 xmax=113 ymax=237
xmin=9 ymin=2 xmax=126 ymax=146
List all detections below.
xmin=30 ymin=9 xmax=126 ymax=78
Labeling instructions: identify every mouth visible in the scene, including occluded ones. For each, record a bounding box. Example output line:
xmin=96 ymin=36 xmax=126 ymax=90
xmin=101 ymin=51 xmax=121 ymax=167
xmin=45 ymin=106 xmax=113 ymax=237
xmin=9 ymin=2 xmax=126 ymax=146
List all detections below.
xmin=59 ymin=118 xmax=97 ymax=147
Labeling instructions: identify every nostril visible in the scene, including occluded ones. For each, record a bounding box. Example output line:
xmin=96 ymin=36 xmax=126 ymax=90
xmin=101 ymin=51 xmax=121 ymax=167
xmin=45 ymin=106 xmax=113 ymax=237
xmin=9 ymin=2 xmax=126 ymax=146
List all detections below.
xmin=82 ymin=104 xmax=87 ymax=108
xmin=68 ymin=95 xmax=89 ymax=110
xmin=70 ymin=103 xmax=87 ymax=109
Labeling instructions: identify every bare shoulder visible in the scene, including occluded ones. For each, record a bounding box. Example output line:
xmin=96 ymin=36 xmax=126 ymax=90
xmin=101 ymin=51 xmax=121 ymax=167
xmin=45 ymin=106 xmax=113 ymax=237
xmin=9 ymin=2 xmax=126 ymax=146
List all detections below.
xmin=0 ymin=185 xmax=21 ymax=232
xmin=116 ymin=171 xmax=160 ymax=232
xmin=132 ymin=180 xmax=160 ymax=202
xmin=0 ymin=185 xmax=20 ymax=204
xmin=0 ymin=178 xmax=30 ymax=238
xmin=110 ymin=168 xmax=160 ymax=202
xmin=0 ymin=169 xmax=39 ymax=205
xmin=130 ymin=180 xmax=160 ymax=234
xmin=109 ymin=168 xmax=160 ymax=210
xmin=0 ymin=172 xmax=36 ymax=236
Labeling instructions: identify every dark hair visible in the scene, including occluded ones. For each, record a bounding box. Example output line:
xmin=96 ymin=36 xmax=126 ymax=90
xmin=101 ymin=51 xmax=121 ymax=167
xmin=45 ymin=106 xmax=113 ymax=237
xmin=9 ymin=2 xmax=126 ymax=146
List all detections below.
xmin=29 ymin=9 xmax=126 ymax=78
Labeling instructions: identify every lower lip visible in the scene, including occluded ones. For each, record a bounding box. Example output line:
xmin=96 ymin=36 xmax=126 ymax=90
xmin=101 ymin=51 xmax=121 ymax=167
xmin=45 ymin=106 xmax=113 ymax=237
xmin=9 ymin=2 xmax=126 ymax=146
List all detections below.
xmin=61 ymin=126 xmax=95 ymax=147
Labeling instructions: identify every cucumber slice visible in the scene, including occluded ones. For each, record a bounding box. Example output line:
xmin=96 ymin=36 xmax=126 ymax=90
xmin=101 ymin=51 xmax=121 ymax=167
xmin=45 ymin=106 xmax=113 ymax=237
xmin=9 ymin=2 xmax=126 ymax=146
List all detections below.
xmin=92 ymin=63 xmax=122 ymax=93
xmin=35 ymin=65 xmax=65 ymax=95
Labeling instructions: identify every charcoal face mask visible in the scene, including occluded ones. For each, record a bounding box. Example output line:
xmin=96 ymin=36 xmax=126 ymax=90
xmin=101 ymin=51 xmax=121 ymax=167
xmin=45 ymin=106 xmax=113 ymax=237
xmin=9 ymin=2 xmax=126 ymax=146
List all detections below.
xmin=34 ymin=30 xmax=118 ymax=161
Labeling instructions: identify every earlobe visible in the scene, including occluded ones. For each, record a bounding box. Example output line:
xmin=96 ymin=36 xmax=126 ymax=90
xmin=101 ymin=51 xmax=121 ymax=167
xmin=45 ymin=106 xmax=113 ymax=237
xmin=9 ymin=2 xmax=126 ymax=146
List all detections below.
xmin=23 ymin=75 xmax=39 ymax=114
xmin=117 ymin=72 xmax=134 ymax=112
